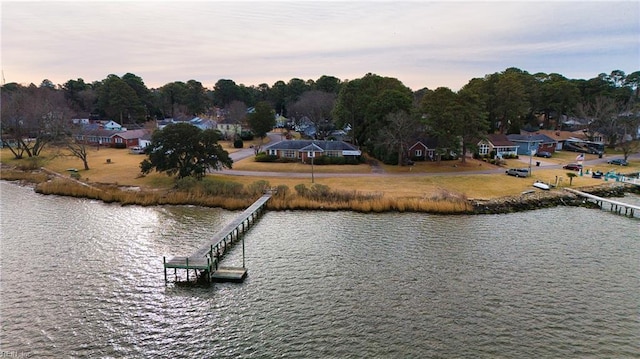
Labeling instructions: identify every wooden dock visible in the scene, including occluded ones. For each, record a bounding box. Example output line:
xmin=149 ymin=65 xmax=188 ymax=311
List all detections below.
xmin=163 ymin=192 xmax=273 ymax=284
xmin=565 ymin=188 xmax=640 ymax=218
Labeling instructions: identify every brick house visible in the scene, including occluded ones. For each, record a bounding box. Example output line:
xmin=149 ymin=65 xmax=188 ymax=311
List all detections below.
xmin=263 ymin=140 xmax=361 ymax=162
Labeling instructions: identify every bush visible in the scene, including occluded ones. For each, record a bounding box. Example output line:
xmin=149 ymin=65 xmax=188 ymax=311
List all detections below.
xmin=17 ymin=156 xmax=46 ymax=170
xmin=247 ymin=180 xmax=270 ymax=196
xmin=240 ymin=131 xmax=254 ymax=141
xmin=294 ymin=183 xmax=308 ymax=197
xmin=255 ymin=153 xmax=279 ymax=162
xmin=273 ymin=185 xmax=289 ymax=198
xmin=233 ymin=139 xmax=244 ymax=148
xmin=202 ymin=178 xmax=243 ymax=196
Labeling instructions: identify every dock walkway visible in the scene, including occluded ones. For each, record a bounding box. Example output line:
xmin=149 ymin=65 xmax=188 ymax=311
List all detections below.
xmin=565 ymin=188 xmax=639 ymax=218
xmin=163 ymin=193 xmax=273 ymax=283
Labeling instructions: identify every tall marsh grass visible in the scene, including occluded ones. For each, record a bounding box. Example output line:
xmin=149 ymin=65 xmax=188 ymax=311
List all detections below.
xmin=26 ymin=171 xmax=473 ymax=214
xmin=0 ymin=168 xmax=49 ymax=183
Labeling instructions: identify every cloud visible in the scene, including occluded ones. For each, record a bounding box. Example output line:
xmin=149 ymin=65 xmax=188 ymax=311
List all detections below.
xmin=2 ymin=1 xmax=638 ymax=90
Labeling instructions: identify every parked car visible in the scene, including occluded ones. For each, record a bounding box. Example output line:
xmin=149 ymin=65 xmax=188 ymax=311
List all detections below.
xmin=129 ymin=146 xmax=145 ymax=154
xmin=563 ymin=163 xmax=583 ymax=171
xmin=535 ymin=151 xmax=552 ymax=158
xmin=607 ymin=158 xmax=628 ymax=166
xmin=506 ymin=168 xmax=529 ymax=177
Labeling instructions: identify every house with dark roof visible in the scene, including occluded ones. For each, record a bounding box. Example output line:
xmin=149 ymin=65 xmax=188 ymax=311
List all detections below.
xmin=111 ymin=129 xmax=149 ymax=148
xmin=407 ymin=137 xmax=439 ymax=161
xmin=478 ymin=134 xmax=519 ymax=158
xmin=263 ymin=140 xmax=361 ymax=162
xmin=507 ymin=133 xmax=556 ymax=155
xmin=73 ymin=128 xmax=149 ymax=148
xmin=74 ymin=128 xmax=119 ymax=147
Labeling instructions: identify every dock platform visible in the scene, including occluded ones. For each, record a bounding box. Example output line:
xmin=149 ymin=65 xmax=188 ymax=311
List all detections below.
xmin=163 ymin=192 xmax=273 ymax=284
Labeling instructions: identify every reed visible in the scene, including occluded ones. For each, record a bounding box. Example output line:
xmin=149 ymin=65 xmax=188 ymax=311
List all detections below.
xmin=19 ymin=165 xmax=473 ymax=214
xmin=0 ymin=169 xmax=49 ymax=183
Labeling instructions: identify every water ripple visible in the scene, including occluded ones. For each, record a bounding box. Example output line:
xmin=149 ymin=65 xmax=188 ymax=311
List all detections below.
xmin=1 ymin=182 xmax=639 ymax=357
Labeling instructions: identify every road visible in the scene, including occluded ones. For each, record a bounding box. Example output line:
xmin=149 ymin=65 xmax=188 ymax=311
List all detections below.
xmin=222 ymin=135 xmax=638 ymax=178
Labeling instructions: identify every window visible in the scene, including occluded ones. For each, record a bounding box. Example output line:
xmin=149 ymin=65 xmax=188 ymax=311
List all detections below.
xmin=479 ymin=143 xmax=489 ymax=155
xmin=414 ymin=149 xmax=423 ymax=157
xmin=283 ymin=150 xmax=295 ymax=158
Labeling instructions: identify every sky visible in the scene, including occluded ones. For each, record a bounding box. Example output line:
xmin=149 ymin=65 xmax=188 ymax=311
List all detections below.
xmin=1 ymin=1 xmax=639 ymax=91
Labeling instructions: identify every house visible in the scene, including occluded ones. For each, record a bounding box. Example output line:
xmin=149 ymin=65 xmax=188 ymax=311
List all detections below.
xmin=100 ymin=120 xmax=122 ymax=131
xmin=407 ymin=137 xmax=439 ymax=161
xmin=74 ymin=129 xmax=119 ymax=147
xmin=138 ymin=132 xmax=152 ymax=148
xmin=263 ymin=140 xmax=361 ymax=162
xmin=73 ymin=128 xmax=149 ymax=148
xmin=111 ymin=129 xmax=149 ymax=148
xmin=478 ymin=134 xmax=519 ymax=158
xmin=507 ymin=134 xmax=556 ymax=155
xmin=215 ymin=117 xmax=242 ymax=138
xmin=521 ymin=129 xmax=605 ymax=151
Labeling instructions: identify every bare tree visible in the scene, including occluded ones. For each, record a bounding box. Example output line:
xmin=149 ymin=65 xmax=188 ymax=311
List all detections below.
xmin=66 ymin=141 xmax=91 ymax=170
xmin=227 ymin=100 xmax=248 ymax=126
xmin=576 ymin=96 xmax=620 ymax=147
xmin=379 ymin=110 xmax=421 ymax=166
xmin=288 ymin=90 xmax=336 ymax=139
xmin=1 ymin=85 xmax=73 ymax=158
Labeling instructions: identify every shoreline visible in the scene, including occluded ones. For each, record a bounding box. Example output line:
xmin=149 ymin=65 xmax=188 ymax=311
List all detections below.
xmin=2 ymin=164 xmax=637 ymax=215
xmin=470 ymin=183 xmax=638 ymax=214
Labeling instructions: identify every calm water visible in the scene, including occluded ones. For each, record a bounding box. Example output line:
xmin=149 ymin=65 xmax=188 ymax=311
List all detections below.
xmin=1 ymin=181 xmax=639 ymax=358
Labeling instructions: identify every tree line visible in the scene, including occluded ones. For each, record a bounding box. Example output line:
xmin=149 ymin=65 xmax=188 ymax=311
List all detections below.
xmin=1 ymin=68 xmax=639 ymax=166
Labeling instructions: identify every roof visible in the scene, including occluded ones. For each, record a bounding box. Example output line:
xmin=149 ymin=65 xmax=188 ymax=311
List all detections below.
xmin=264 ymin=140 xmax=359 ymax=152
xmin=409 ymin=137 xmax=439 ymax=149
xmin=81 ymin=128 xmax=119 ymax=137
xmin=299 ymin=143 xmax=324 ymax=152
xmin=521 ymin=129 xmax=580 ymax=142
xmin=507 ymin=133 xmax=556 ymax=143
xmin=484 ymin=134 xmax=516 ymax=146
xmin=111 ymin=129 xmax=148 ymax=140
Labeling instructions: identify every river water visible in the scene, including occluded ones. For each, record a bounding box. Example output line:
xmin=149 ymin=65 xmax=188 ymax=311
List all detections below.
xmin=1 ymin=181 xmax=639 ymax=358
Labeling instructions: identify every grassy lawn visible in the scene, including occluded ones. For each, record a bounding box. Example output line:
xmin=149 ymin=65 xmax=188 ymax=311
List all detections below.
xmin=2 ymin=145 xmax=637 ymax=201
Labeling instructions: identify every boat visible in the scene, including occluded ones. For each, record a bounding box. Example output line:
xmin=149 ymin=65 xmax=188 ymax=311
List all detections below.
xmin=533 ymin=181 xmax=550 ymax=190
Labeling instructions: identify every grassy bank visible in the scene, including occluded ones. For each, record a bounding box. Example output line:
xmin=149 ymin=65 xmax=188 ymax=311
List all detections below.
xmin=1 ymin=145 xmax=637 ymax=214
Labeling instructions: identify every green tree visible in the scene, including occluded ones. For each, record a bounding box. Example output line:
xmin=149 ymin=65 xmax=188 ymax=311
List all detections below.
xmin=494 ymin=71 xmax=529 ymax=133
xmin=96 ymin=74 xmax=145 ymax=122
xmin=457 ymin=82 xmax=489 ymax=163
xmin=540 ymin=74 xmax=580 ymax=130
xmin=122 ymin=73 xmax=155 ymax=121
xmin=212 ymin=79 xmax=242 ymax=107
xmin=333 ymin=73 xmax=412 ymax=151
xmin=314 ymin=75 xmax=342 ymax=93
xmin=140 ymin=123 xmax=232 ymax=180
xmin=421 ymin=87 xmax=463 ymax=161
xmin=247 ymin=101 xmax=275 ymax=153
xmin=185 ymin=80 xmax=208 ymax=115
xmin=158 ymin=81 xmax=187 ymax=118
